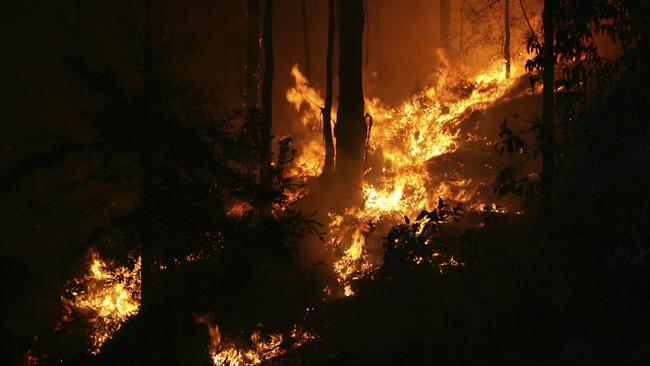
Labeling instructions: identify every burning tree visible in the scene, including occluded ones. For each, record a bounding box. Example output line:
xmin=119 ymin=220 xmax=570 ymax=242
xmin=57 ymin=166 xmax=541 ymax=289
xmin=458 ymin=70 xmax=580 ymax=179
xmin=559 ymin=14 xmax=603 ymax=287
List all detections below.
xmin=333 ymin=0 xmax=368 ymax=204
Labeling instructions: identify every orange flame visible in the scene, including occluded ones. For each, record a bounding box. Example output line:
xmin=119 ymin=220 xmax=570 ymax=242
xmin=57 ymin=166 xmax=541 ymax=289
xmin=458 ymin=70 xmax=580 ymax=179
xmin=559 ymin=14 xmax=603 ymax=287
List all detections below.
xmin=62 ymin=250 xmax=141 ymax=354
xmin=287 ymin=55 xmax=529 ymax=294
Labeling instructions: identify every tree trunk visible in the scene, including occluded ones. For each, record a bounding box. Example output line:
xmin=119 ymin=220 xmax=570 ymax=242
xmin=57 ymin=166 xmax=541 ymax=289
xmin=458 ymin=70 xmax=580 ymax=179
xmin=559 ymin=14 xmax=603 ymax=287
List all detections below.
xmin=300 ymin=0 xmax=311 ymax=79
xmin=259 ymin=0 xmax=274 ymax=217
xmin=246 ymin=0 xmax=261 ymax=108
xmin=334 ymin=0 xmax=366 ymax=202
xmin=459 ymin=0 xmax=465 ymax=68
xmin=375 ymin=0 xmax=382 ymax=82
xmin=539 ymin=0 xmax=554 ymax=224
xmin=504 ymin=0 xmax=511 ymax=79
xmin=141 ymin=0 xmax=153 ymax=317
xmin=440 ymin=0 xmax=450 ymax=49
xmin=321 ymin=0 xmax=335 ymax=178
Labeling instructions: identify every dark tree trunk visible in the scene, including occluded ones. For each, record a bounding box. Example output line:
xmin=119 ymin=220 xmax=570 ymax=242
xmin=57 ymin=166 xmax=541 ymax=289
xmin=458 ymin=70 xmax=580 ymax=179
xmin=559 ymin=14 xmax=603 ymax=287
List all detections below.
xmin=540 ymin=0 xmax=554 ymax=224
xmin=504 ymin=0 xmax=511 ymax=79
xmin=375 ymin=0 xmax=382 ymax=82
xmin=459 ymin=0 xmax=465 ymax=67
xmin=300 ymin=0 xmax=311 ymax=79
xmin=334 ymin=0 xmax=366 ymax=202
xmin=141 ymin=0 xmax=153 ymax=317
xmin=321 ymin=0 xmax=335 ymax=178
xmin=259 ymin=0 xmax=274 ymax=217
xmin=440 ymin=0 xmax=450 ymax=49
xmin=246 ymin=0 xmax=261 ymax=108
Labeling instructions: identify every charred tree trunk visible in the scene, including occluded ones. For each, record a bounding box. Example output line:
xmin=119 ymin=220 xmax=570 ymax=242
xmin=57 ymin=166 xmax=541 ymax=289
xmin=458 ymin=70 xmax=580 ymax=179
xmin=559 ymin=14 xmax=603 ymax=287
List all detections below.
xmin=141 ymin=0 xmax=154 ymax=317
xmin=321 ymin=0 xmax=335 ymax=178
xmin=246 ymin=0 xmax=261 ymax=108
xmin=300 ymin=0 xmax=311 ymax=79
xmin=540 ymin=0 xmax=554 ymax=224
xmin=504 ymin=0 xmax=511 ymax=79
xmin=440 ymin=0 xmax=451 ymax=49
xmin=334 ymin=0 xmax=366 ymax=202
xmin=375 ymin=0 xmax=382 ymax=82
xmin=259 ymin=0 xmax=274 ymax=217
xmin=459 ymin=0 xmax=465 ymax=68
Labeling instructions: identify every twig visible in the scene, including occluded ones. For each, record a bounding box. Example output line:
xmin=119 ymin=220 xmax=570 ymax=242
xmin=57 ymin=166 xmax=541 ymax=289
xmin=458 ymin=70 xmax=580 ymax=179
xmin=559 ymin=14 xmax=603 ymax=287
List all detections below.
xmin=518 ymin=0 xmax=538 ymax=40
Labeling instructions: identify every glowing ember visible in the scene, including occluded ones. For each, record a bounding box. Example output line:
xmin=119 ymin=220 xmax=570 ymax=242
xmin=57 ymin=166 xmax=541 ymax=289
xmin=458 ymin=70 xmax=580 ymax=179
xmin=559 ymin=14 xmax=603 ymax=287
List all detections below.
xmin=61 ymin=249 xmax=141 ymax=354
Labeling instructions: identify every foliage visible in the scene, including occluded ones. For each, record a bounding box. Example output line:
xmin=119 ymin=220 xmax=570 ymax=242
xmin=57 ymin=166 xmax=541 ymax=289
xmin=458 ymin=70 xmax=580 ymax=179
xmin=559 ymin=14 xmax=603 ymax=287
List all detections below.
xmin=494 ymin=119 xmax=539 ymax=205
xmin=3 ymin=22 xmax=320 ymax=365
xmin=382 ymin=198 xmax=463 ymax=274
xmin=496 ymin=0 xmax=650 ymax=211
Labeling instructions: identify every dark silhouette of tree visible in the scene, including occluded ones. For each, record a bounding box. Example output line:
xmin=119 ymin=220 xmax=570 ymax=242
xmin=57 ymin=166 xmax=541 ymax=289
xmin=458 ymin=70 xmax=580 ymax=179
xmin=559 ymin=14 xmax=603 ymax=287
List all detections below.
xmin=4 ymin=12 xmax=319 ymax=362
xmin=459 ymin=0 xmax=466 ymax=68
xmin=539 ymin=0 xmax=555 ymax=224
xmin=504 ymin=0 xmax=511 ymax=78
xmin=498 ymin=0 xmax=649 ymax=224
xmin=245 ymin=0 xmax=261 ymax=108
xmin=321 ymin=0 xmax=336 ymax=179
xmin=141 ymin=0 xmax=154 ymax=319
xmin=440 ymin=0 xmax=451 ymax=50
xmin=259 ymin=0 xmax=274 ymax=217
xmin=334 ymin=0 xmax=366 ymax=203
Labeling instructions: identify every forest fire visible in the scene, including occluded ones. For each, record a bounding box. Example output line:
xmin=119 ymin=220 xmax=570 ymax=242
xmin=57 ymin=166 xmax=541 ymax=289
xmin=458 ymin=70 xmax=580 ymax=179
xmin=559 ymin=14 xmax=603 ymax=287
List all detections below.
xmin=195 ymin=315 xmax=316 ymax=366
xmin=287 ymin=56 xmax=526 ymax=294
xmin=31 ymin=41 xmax=529 ymax=365
xmin=61 ymin=250 xmax=141 ymax=354
xmin=8 ymin=0 xmax=649 ymax=364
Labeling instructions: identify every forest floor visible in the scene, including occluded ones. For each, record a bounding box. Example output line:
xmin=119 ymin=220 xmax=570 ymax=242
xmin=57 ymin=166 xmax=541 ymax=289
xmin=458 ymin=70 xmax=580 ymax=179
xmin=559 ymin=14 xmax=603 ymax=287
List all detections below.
xmin=269 ymin=214 xmax=650 ymax=365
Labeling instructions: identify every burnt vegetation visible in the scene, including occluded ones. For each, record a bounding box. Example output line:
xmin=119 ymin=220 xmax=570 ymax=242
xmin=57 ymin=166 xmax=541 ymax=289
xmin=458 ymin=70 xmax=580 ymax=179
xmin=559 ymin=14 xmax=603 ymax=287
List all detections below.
xmin=3 ymin=0 xmax=650 ymax=365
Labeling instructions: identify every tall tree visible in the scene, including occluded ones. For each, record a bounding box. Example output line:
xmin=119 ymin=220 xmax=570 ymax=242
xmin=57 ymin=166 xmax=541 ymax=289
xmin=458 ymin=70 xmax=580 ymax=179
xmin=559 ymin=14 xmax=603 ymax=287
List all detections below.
xmin=504 ymin=0 xmax=511 ymax=78
xmin=259 ymin=0 xmax=274 ymax=217
xmin=539 ymin=0 xmax=554 ymax=223
xmin=141 ymin=0 xmax=154 ymax=317
xmin=321 ymin=0 xmax=335 ymax=178
xmin=334 ymin=0 xmax=366 ymax=201
xmin=246 ymin=0 xmax=261 ymax=108
xmin=440 ymin=0 xmax=451 ymax=49
xmin=300 ymin=0 xmax=311 ymax=79
xmin=459 ymin=0 xmax=465 ymax=68
xmin=375 ymin=0 xmax=383 ymax=82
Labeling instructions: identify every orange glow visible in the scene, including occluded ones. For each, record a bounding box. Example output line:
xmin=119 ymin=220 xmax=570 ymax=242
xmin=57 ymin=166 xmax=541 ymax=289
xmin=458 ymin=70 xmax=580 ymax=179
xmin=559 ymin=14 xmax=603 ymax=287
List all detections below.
xmin=196 ymin=315 xmax=316 ymax=366
xmin=287 ymin=54 xmax=529 ymax=294
xmin=62 ymin=250 xmax=141 ymax=354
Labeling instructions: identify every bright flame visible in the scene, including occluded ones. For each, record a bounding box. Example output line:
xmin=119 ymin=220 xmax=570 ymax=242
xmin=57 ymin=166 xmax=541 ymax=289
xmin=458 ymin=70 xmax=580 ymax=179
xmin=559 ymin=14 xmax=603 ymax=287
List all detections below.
xmin=287 ymin=55 xmax=529 ymax=294
xmin=62 ymin=250 xmax=141 ymax=354
xmin=285 ymin=65 xmax=337 ymax=179
xmin=196 ymin=315 xmax=316 ymax=366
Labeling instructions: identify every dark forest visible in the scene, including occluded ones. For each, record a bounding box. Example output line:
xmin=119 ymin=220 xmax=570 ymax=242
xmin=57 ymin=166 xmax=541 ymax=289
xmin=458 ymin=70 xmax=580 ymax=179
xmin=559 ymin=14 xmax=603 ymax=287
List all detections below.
xmin=3 ymin=0 xmax=650 ymax=365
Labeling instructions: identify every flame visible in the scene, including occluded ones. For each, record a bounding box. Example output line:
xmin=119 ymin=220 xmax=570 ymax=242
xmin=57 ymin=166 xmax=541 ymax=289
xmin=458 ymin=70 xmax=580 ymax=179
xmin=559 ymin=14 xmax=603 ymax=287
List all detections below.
xmin=287 ymin=55 xmax=529 ymax=294
xmin=196 ymin=315 xmax=316 ymax=366
xmin=62 ymin=249 xmax=141 ymax=354
xmin=288 ymin=139 xmax=324 ymax=179
xmin=285 ymin=65 xmax=336 ymax=179
xmin=333 ymin=227 xmax=368 ymax=296
xmin=44 ymin=44 xmax=533 ymax=361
